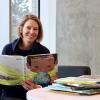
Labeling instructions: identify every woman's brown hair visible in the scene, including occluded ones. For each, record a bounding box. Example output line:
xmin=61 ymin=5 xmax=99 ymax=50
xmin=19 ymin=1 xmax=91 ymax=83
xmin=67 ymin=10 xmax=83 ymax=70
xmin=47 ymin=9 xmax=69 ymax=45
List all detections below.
xmin=17 ymin=14 xmax=43 ymax=42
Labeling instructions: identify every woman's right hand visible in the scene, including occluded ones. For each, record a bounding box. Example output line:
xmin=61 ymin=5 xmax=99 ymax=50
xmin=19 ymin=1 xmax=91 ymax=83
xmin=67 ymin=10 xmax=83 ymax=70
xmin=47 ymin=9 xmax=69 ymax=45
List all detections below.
xmin=21 ymin=80 xmax=42 ymax=91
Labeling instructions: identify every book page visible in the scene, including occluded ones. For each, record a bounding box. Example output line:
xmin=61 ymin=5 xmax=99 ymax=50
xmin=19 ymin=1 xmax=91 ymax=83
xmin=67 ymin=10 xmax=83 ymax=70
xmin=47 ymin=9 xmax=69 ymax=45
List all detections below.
xmin=27 ymin=53 xmax=57 ymax=72
xmin=0 ymin=55 xmax=25 ymax=85
xmin=25 ymin=53 xmax=58 ymax=87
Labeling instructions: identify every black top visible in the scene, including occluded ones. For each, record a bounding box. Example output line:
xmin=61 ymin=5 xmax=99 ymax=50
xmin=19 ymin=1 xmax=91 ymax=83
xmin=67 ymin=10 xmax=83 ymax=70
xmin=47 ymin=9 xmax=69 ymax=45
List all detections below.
xmin=1 ymin=38 xmax=50 ymax=100
xmin=2 ymin=38 xmax=50 ymax=56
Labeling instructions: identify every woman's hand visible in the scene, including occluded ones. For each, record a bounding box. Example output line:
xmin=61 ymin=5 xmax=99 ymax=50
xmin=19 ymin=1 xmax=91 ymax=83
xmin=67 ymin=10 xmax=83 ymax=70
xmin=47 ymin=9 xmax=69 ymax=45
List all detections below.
xmin=51 ymin=75 xmax=58 ymax=83
xmin=21 ymin=80 xmax=42 ymax=91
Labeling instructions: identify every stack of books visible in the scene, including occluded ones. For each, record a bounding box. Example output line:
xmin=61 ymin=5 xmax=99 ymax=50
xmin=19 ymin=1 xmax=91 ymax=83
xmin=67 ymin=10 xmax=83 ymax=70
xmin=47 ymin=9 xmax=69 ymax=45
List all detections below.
xmin=47 ymin=75 xmax=100 ymax=95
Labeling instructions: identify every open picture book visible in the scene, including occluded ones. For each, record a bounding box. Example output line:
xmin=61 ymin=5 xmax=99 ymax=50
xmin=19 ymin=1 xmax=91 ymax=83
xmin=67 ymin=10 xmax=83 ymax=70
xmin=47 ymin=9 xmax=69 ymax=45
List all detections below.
xmin=0 ymin=53 xmax=58 ymax=86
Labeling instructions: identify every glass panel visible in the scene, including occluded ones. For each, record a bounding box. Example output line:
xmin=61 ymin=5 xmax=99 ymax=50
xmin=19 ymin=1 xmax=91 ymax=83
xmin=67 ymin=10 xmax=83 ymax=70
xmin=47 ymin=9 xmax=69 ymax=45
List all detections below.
xmin=10 ymin=0 xmax=39 ymax=41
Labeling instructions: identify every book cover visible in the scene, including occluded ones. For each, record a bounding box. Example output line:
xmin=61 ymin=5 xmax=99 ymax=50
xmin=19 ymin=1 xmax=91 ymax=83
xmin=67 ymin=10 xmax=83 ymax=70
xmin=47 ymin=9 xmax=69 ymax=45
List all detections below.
xmin=47 ymin=83 xmax=100 ymax=95
xmin=54 ymin=76 xmax=100 ymax=85
xmin=0 ymin=53 xmax=58 ymax=86
xmin=53 ymin=76 xmax=100 ymax=90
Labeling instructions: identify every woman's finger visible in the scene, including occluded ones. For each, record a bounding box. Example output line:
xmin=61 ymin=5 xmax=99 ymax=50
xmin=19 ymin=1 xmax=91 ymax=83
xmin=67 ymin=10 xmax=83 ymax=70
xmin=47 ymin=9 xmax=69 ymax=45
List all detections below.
xmin=21 ymin=80 xmax=42 ymax=90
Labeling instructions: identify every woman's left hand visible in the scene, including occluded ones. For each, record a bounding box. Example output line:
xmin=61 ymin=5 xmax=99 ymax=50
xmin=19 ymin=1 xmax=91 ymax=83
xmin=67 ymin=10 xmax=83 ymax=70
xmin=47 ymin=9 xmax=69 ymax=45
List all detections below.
xmin=21 ymin=80 xmax=42 ymax=90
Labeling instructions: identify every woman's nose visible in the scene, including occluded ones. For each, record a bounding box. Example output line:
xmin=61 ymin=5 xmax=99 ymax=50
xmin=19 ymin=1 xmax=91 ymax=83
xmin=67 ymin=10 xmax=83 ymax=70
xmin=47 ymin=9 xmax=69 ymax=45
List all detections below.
xmin=30 ymin=29 xmax=34 ymax=33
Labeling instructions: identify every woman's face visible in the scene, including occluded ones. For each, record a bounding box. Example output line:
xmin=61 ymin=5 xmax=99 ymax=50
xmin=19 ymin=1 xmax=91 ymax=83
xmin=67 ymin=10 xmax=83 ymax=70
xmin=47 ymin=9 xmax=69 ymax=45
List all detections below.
xmin=22 ymin=19 xmax=39 ymax=44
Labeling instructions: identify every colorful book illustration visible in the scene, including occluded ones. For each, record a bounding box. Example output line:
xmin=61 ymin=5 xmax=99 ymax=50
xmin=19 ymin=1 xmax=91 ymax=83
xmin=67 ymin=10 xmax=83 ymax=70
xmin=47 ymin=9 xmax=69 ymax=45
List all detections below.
xmin=47 ymin=83 xmax=100 ymax=95
xmin=54 ymin=76 xmax=100 ymax=85
xmin=0 ymin=53 xmax=58 ymax=86
xmin=47 ymin=75 xmax=100 ymax=95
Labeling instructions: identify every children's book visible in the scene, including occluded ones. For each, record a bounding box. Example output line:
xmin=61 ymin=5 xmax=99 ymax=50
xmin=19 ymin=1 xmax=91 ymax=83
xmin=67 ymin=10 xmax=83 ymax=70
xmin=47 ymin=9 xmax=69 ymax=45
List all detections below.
xmin=53 ymin=76 xmax=100 ymax=90
xmin=0 ymin=53 xmax=58 ymax=86
xmin=47 ymin=83 xmax=100 ymax=95
xmin=54 ymin=76 xmax=100 ymax=85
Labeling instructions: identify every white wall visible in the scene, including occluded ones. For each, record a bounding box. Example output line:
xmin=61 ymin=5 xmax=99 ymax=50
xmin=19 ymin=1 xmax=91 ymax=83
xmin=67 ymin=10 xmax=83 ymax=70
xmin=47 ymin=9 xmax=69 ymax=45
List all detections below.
xmin=0 ymin=0 xmax=9 ymax=53
xmin=40 ymin=0 xmax=56 ymax=53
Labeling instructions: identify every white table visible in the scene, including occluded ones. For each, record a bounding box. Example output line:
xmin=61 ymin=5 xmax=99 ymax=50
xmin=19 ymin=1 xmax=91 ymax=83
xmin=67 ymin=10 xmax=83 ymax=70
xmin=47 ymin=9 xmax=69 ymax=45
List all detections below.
xmin=27 ymin=88 xmax=100 ymax=100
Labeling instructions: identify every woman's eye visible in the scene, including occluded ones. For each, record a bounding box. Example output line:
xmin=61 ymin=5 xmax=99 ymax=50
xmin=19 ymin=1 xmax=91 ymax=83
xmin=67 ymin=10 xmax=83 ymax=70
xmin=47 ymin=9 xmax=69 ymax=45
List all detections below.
xmin=27 ymin=26 xmax=31 ymax=30
xmin=34 ymin=28 xmax=38 ymax=31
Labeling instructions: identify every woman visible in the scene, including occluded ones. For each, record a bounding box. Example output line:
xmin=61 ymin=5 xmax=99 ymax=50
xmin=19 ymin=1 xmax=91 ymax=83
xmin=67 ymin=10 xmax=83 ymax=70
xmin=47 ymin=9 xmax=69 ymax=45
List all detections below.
xmin=1 ymin=14 xmax=57 ymax=100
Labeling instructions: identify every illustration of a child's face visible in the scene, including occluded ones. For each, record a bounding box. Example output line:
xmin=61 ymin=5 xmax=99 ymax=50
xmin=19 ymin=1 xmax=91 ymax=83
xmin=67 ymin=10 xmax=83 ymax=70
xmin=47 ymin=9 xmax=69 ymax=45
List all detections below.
xmin=27 ymin=55 xmax=55 ymax=72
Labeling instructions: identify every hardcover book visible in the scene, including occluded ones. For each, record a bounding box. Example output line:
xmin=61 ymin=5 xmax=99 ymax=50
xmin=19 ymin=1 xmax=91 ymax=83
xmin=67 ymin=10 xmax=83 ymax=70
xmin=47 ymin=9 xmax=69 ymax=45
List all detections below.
xmin=47 ymin=75 xmax=100 ymax=95
xmin=47 ymin=83 xmax=100 ymax=95
xmin=0 ymin=53 xmax=58 ymax=86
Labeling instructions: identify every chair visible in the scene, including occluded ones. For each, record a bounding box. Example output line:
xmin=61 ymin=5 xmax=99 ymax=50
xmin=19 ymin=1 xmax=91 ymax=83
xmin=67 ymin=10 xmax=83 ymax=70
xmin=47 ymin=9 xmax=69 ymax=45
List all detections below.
xmin=57 ymin=65 xmax=91 ymax=78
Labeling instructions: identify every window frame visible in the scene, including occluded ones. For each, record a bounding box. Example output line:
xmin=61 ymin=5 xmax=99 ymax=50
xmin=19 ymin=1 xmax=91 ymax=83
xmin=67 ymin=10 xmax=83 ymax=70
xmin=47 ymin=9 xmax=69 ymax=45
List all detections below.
xmin=10 ymin=0 xmax=40 ymax=42
xmin=0 ymin=0 xmax=56 ymax=53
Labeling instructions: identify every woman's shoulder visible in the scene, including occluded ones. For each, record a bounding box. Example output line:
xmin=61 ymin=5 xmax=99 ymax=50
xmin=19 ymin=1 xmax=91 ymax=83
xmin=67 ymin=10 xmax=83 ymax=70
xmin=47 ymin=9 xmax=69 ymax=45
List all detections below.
xmin=2 ymin=38 xmax=19 ymax=55
xmin=33 ymin=42 xmax=50 ymax=53
xmin=2 ymin=43 xmax=13 ymax=54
